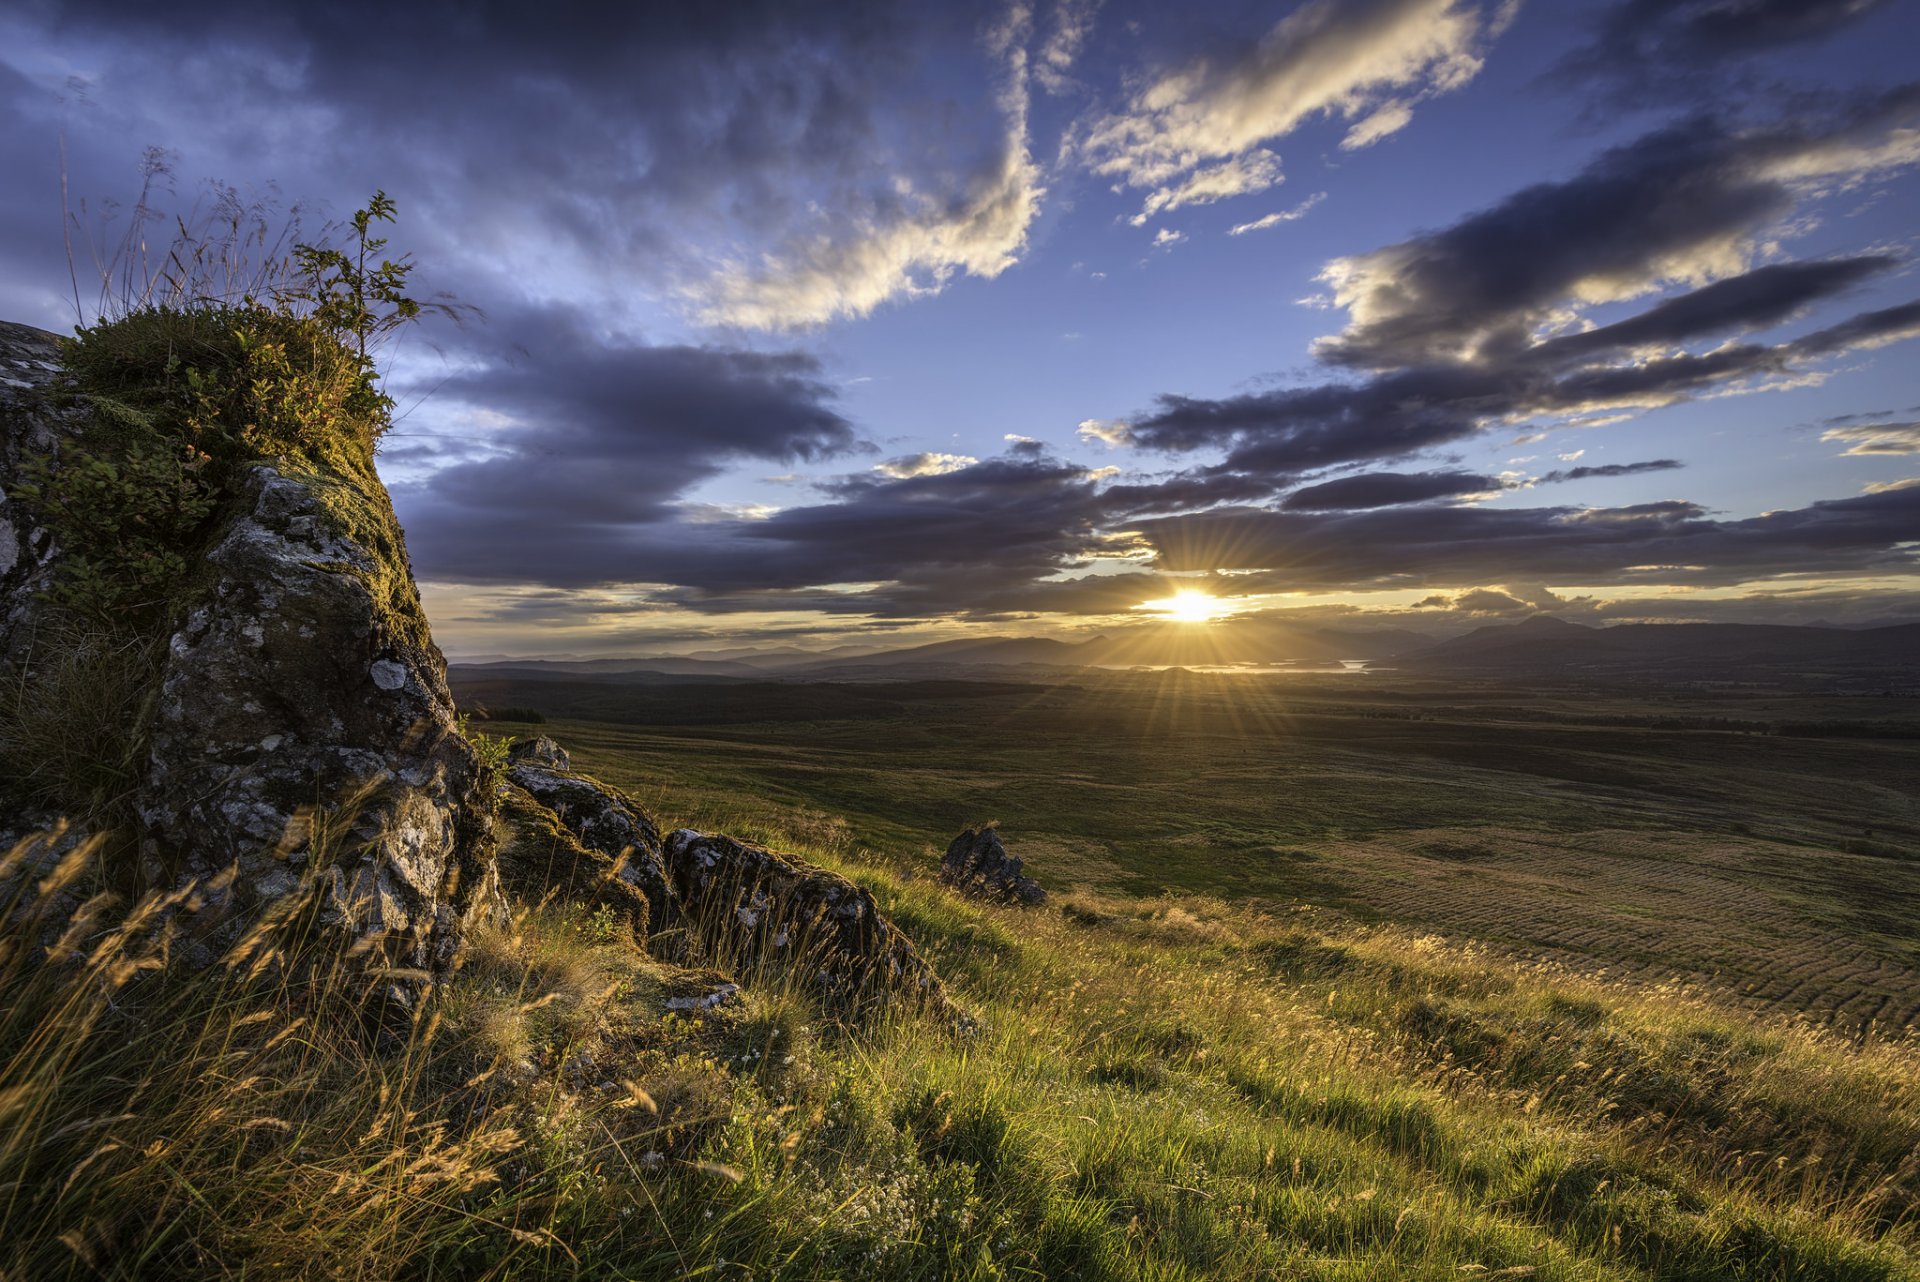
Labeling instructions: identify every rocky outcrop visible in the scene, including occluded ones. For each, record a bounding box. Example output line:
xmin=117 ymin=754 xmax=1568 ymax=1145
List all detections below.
xmin=665 ymin=828 xmax=955 ymax=1014
xmin=504 ymin=735 xmax=955 ymax=1016
xmin=1 ymin=320 xmax=501 ymax=969
xmin=495 ymin=782 xmax=652 ymax=941
xmin=941 ymin=824 xmax=1045 ymax=904
xmin=139 ymin=462 xmax=501 ymax=965
xmin=0 ymin=322 xmax=74 ymax=660
xmin=504 ymin=737 xmax=676 ymax=929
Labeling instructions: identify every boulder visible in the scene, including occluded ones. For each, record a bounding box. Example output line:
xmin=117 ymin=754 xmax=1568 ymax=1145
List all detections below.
xmin=504 ymin=742 xmax=676 ymax=927
xmin=665 ymin=827 xmax=956 ymax=1015
xmin=494 ymin=782 xmax=651 ymax=941
xmin=0 ymin=322 xmax=76 ymax=660
xmin=498 ymin=735 xmax=957 ymax=1017
xmin=1 ymin=321 xmax=501 ymax=970
xmin=137 ymin=461 xmax=501 ymax=966
xmin=940 ymin=824 xmax=1045 ymax=904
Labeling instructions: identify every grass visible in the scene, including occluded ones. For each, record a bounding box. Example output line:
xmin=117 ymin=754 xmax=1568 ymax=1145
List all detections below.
xmin=4 ymin=753 xmax=1917 ymax=1279
xmin=451 ymin=672 xmax=1920 ymax=1038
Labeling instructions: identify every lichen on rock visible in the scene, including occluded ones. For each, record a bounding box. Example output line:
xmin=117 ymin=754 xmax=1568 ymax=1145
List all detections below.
xmin=1 ymin=316 xmax=502 ymax=970
xmin=664 ymin=827 xmax=958 ymax=1016
xmin=138 ymin=461 xmax=501 ymax=965
xmin=941 ymin=823 xmax=1046 ymax=905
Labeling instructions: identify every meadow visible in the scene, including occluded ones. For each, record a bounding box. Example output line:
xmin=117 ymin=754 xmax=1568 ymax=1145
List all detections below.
xmin=5 ymin=669 xmax=1918 ymax=1279
xmin=459 ymin=669 xmax=1920 ymax=1038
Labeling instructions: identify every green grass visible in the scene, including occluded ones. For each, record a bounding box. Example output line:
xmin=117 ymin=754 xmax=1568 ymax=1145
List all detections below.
xmin=5 ymin=757 xmax=1917 ymax=1279
xmin=454 ymin=672 xmax=1920 ymax=1038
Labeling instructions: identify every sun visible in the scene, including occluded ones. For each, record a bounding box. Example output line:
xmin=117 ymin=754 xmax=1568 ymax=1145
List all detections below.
xmin=1142 ymin=588 xmax=1230 ymax=623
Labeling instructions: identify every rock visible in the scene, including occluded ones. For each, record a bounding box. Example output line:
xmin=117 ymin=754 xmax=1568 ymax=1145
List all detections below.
xmin=498 ymin=739 xmax=958 ymax=1016
xmin=0 ymin=322 xmax=77 ymax=662
xmin=508 ymin=735 xmax=571 ymax=772
xmin=138 ymin=461 xmax=502 ymax=968
xmin=504 ymin=743 xmax=675 ymax=926
xmin=494 ymin=782 xmax=652 ymax=939
xmin=2 ymin=321 xmax=502 ymax=972
xmin=940 ymin=823 xmax=1045 ymax=904
xmin=664 ymin=827 xmax=957 ymax=1015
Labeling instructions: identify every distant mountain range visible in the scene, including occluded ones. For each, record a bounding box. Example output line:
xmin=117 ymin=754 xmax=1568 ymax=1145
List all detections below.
xmin=449 ymin=616 xmax=1920 ymax=686
xmin=1395 ymin=615 xmax=1920 ymax=681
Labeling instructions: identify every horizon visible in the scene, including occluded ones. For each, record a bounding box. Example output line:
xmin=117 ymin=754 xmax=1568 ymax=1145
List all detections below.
xmin=5 ymin=0 xmax=1920 ymax=657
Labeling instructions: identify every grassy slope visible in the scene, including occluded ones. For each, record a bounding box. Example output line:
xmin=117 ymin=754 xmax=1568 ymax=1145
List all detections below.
xmin=469 ymin=670 xmax=1920 ymax=1037
xmin=7 ymin=674 xmax=1919 ymax=1279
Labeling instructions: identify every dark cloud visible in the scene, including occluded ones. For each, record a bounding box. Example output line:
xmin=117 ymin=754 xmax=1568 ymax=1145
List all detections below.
xmin=1135 ymin=485 xmax=1920 ymax=590
xmin=1535 ymin=256 xmax=1897 ymax=361
xmin=393 ymin=304 xmax=859 ymax=584
xmin=1313 ymin=91 xmax=1920 ymax=370
xmin=1281 ymin=470 xmax=1500 ymax=511
xmin=1537 ymin=459 xmax=1684 ymax=483
xmin=1560 ymin=0 xmax=1894 ymax=100
xmin=1128 ymin=292 xmax=1920 ymax=481
xmin=1 ymin=0 xmax=1018 ymax=330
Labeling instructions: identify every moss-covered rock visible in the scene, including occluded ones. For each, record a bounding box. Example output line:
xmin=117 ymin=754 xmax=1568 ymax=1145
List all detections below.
xmin=2 ymin=312 xmax=501 ymax=970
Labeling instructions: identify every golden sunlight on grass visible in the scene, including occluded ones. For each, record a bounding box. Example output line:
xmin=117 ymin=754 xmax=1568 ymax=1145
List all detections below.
xmin=1138 ymin=587 xmax=1230 ymax=623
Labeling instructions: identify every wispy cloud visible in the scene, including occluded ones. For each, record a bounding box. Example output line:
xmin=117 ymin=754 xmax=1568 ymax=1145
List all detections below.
xmin=873 ymin=452 xmax=980 ymax=478
xmin=1824 ymin=420 xmax=1920 ymax=454
xmin=1079 ymin=0 xmax=1512 ymax=223
xmin=1229 ymin=191 xmax=1328 ymax=235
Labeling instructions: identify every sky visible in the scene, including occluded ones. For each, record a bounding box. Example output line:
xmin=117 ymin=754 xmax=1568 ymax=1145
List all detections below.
xmin=3 ymin=0 xmax=1919 ymax=657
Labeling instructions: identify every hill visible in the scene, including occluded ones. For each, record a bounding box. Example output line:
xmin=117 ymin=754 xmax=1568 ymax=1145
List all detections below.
xmin=1402 ymin=617 xmax=1920 ymax=684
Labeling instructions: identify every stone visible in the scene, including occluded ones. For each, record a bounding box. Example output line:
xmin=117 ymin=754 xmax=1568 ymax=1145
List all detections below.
xmin=940 ymin=823 xmax=1045 ymax=904
xmin=1 ymin=321 xmax=502 ymax=971
xmin=494 ymin=782 xmax=652 ymax=940
xmin=138 ymin=462 xmax=502 ymax=967
xmin=504 ymin=742 xmax=675 ymax=925
xmin=664 ymin=827 xmax=957 ymax=1015
xmin=507 ymin=735 xmax=571 ymax=772
xmin=0 ymin=322 xmax=78 ymax=663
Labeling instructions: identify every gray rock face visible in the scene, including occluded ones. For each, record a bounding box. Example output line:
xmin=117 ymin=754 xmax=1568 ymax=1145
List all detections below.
xmin=495 ymin=781 xmax=651 ymax=941
xmin=0 ymin=322 xmax=75 ymax=661
xmin=1 ymin=321 xmax=501 ymax=969
xmin=139 ymin=462 xmax=502 ymax=965
xmin=502 ymin=736 xmax=956 ymax=1017
xmin=940 ymin=824 xmax=1045 ymax=904
xmin=665 ymin=827 xmax=957 ymax=1015
xmin=505 ymin=746 xmax=674 ymax=924
xmin=508 ymin=735 xmax=571 ymax=772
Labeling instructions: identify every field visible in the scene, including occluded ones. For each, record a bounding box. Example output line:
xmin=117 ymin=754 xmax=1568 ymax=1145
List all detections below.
xmin=7 ymin=669 xmax=1920 ymax=1279
xmin=456 ymin=669 xmax=1920 ymax=1038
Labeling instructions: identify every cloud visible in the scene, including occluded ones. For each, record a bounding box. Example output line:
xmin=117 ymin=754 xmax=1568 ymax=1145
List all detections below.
xmin=1280 ymin=469 xmax=1501 ymax=510
xmin=873 ymin=452 xmax=979 ymax=477
xmin=1823 ymin=420 xmax=1920 ymax=454
xmin=1538 ymin=458 xmax=1684 ymax=483
xmin=1077 ymin=418 xmax=1135 ymax=447
xmin=1126 ymin=292 xmax=1920 ymax=481
xmin=1415 ymin=585 xmax=1574 ymax=615
xmin=1228 ymin=192 xmax=1328 ymax=235
xmin=1313 ymin=92 xmax=1920 ymax=369
xmin=692 ymin=3 xmax=1044 ymax=328
xmin=1135 ymin=485 xmax=1920 ymax=590
xmin=1078 ymin=0 xmax=1510 ymax=210
xmin=1561 ymin=0 xmax=1894 ymax=101
xmin=1036 ymin=0 xmax=1103 ymax=94
xmin=1153 ymin=227 xmax=1186 ymax=247
xmin=1342 ymin=99 xmax=1416 ymax=149
xmin=1129 ymin=150 xmax=1283 ymax=226
xmin=392 ymin=304 xmax=860 ymax=585
xmin=6 ymin=1 xmax=1033 ymax=335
